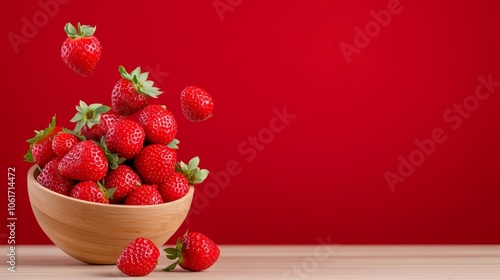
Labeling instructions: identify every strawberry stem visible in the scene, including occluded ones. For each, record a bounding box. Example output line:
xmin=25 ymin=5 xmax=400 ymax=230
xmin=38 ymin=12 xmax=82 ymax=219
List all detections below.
xmin=64 ymin=22 xmax=96 ymax=39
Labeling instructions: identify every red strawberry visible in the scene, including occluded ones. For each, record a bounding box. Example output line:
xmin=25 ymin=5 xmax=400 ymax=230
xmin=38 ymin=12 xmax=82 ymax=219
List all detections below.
xmin=124 ymin=185 xmax=163 ymax=205
xmin=36 ymin=158 xmax=74 ymax=196
xmin=180 ymin=86 xmax=214 ymax=122
xmin=138 ymin=104 xmax=177 ymax=145
xmin=70 ymin=181 xmax=111 ymax=204
xmin=61 ymin=22 xmax=102 ymax=77
xmin=164 ymin=231 xmax=220 ymax=272
xmin=25 ymin=116 xmax=62 ymax=168
xmin=111 ymin=66 xmax=163 ymax=116
xmin=105 ymin=119 xmax=145 ymax=160
xmin=103 ymin=165 xmax=141 ymax=204
xmin=158 ymin=157 xmax=209 ymax=202
xmin=117 ymin=237 xmax=160 ymax=276
xmin=134 ymin=144 xmax=177 ymax=184
xmin=51 ymin=131 xmax=81 ymax=158
xmin=58 ymin=140 xmax=108 ymax=181
xmin=70 ymin=100 xmax=123 ymax=141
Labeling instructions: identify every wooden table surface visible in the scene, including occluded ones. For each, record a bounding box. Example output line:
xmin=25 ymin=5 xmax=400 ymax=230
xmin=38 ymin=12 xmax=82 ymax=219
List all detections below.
xmin=1 ymin=245 xmax=500 ymax=279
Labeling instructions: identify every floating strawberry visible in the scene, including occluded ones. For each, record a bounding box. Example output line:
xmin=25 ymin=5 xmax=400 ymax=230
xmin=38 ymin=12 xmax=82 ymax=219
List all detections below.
xmin=111 ymin=66 xmax=163 ymax=116
xmin=138 ymin=104 xmax=177 ymax=145
xmin=58 ymin=140 xmax=108 ymax=181
xmin=180 ymin=86 xmax=214 ymax=122
xmin=124 ymin=184 xmax=163 ymax=205
xmin=134 ymin=143 xmax=177 ymax=185
xmin=158 ymin=157 xmax=209 ymax=202
xmin=61 ymin=22 xmax=102 ymax=77
xmin=25 ymin=116 xmax=62 ymax=168
xmin=117 ymin=237 xmax=160 ymax=276
xmin=36 ymin=158 xmax=74 ymax=196
xmin=164 ymin=231 xmax=220 ymax=272
xmin=71 ymin=101 xmax=123 ymax=141
xmin=105 ymin=119 xmax=145 ymax=160
xmin=70 ymin=181 xmax=112 ymax=204
xmin=51 ymin=130 xmax=81 ymax=158
xmin=103 ymin=165 xmax=141 ymax=204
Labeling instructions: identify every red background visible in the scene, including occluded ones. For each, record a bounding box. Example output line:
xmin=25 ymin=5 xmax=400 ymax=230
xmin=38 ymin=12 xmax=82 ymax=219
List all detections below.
xmin=1 ymin=0 xmax=499 ymax=245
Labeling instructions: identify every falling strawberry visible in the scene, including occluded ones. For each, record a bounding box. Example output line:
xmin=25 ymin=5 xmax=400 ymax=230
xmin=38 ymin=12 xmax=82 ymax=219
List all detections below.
xmin=25 ymin=116 xmax=62 ymax=168
xmin=134 ymin=143 xmax=177 ymax=185
xmin=70 ymin=181 xmax=112 ymax=204
xmin=111 ymin=66 xmax=163 ymax=116
xmin=164 ymin=231 xmax=220 ymax=272
xmin=138 ymin=104 xmax=177 ymax=145
xmin=124 ymin=184 xmax=163 ymax=205
xmin=103 ymin=165 xmax=141 ymax=204
xmin=36 ymin=158 xmax=74 ymax=196
xmin=117 ymin=237 xmax=160 ymax=276
xmin=105 ymin=119 xmax=145 ymax=160
xmin=158 ymin=156 xmax=209 ymax=202
xmin=70 ymin=100 xmax=123 ymax=141
xmin=51 ymin=130 xmax=81 ymax=158
xmin=58 ymin=140 xmax=108 ymax=181
xmin=180 ymin=86 xmax=214 ymax=122
xmin=61 ymin=22 xmax=102 ymax=77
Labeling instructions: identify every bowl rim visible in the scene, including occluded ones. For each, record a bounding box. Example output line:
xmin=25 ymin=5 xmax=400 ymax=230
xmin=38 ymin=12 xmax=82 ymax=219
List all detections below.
xmin=28 ymin=164 xmax=194 ymax=209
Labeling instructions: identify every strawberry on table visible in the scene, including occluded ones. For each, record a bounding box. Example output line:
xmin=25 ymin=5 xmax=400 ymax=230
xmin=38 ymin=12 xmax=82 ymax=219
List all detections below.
xmin=124 ymin=184 xmax=163 ymax=205
xmin=180 ymin=86 xmax=214 ymax=122
xmin=70 ymin=100 xmax=123 ymax=141
xmin=164 ymin=231 xmax=220 ymax=272
xmin=134 ymin=143 xmax=177 ymax=185
xmin=158 ymin=156 xmax=209 ymax=202
xmin=61 ymin=22 xmax=102 ymax=77
xmin=103 ymin=165 xmax=141 ymax=204
xmin=117 ymin=237 xmax=160 ymax=276
xmin=70 ymin=181 xmax=112 ymax=204
xmin=138 ymin=104 xmax=177 ymax=145
xmin=36 ymin=158 xmax=74 ymax=196
xmin=111 ymin=65 xmax=163 ymax=116
xmin=58 ymin=140 xmax=108 ymax=181
xmin=25 ymin=116 xmax=62 ymax=168
xmin=105 ymin=119 xmax=145 ymax=160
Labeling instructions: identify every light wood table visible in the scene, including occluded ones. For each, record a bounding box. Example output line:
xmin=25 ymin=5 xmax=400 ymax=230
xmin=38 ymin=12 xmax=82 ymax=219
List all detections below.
xmin=1 ymin=245 xmax=500 ymax=279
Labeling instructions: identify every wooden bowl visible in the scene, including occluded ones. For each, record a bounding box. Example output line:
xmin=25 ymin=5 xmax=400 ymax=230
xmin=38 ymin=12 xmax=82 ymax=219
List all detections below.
xmin=27 ymin=165 xmax=194 ymax=264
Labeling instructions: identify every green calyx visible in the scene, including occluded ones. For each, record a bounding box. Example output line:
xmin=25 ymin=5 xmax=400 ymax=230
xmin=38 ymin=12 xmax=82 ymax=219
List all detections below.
xmin=98 ymin=137 xmax=125 ymax=170
xmin=97 ymin=181 xmax=116 ymax=200
xmin=118 ymin=65 xmax=163 ymax=98
xmin=163 ymin=237 xmax=183 ymax=271
xmin=167 ymin=139 xmax=180 ymax=149
xmin=24 ymin=116 xmax=57 ymax=163
xmin=176 ymin=156 xmax=209 ymax=185
xmin=70 ymin=100 xmax=110 ymax=132
xmin=64 ymin=22 xmax=96 ymax=39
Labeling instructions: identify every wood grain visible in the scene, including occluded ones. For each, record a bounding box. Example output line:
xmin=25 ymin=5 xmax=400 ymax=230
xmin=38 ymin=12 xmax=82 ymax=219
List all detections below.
xmin=1 ymin=245 xmax=499 ymax=279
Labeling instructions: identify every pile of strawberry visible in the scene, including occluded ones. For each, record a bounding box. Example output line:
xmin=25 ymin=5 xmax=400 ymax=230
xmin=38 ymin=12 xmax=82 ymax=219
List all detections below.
xmin=25 ymin=22 xmax=220 ymax=276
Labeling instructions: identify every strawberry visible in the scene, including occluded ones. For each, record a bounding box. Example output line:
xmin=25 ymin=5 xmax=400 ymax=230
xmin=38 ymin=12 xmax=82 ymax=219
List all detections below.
xmin=124 ymin=185 xmax=163 ymax=205
xmin=180 ymin=86 xmax=214 ymax=122
xmin=51 ymin=131 xmax=81 ymax=158
xmin=36 ymin=158 xmax=74 ymax=196
xmin=58 ymin=140 xmax=108 ymax=181
xmin=111 ymin=66 xmax=163 ymax=116
xmin=25 ymin=116 xmax=62 ymax=168
xmin=164 ymin=231 xmax=220 ymax=272
xmin=158 ymin=157 xmax=209 ymax=202
xmin=117 ymin=237 xmax=160 ymax=276
xmin=70 ymin=181 xmax=111 ymax=204
xmin=70 ymin=100 xmax=123 ymax=141
xmin=61 ymin=22 xmax=102 ymax=77
xmin=105 ymin=119 xmax=145 ymax=160
xmin=134 ymin=143 xmax=177 ymax=185
xmin=103 ymin=165 xmax=141 ymax=204
xmin=138 ymin=104 xmax=177 ymax=145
